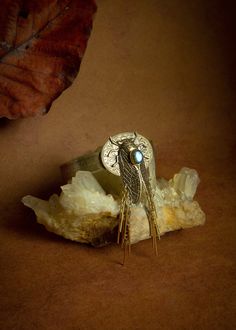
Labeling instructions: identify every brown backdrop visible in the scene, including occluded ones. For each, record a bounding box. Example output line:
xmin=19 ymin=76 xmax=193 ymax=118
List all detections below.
xmin=1 ymin=1 xmax=236 ymax=329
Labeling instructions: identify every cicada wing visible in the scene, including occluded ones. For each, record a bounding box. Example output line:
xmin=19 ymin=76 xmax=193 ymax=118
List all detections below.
xmin=139 ymin=160 xmax=151 ymax=193
xmin=140 ymin=158 xmax=160 ymax=243
xmin=118 ymin=148 xmax=141 ymax=204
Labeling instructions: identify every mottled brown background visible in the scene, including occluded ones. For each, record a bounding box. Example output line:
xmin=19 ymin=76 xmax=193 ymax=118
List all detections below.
xmin=0 ymin=1 xmax=236 ymax=329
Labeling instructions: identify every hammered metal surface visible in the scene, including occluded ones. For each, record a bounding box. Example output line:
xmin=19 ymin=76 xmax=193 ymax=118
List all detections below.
xmin=101 ymin=132 xmax=153 ymax=176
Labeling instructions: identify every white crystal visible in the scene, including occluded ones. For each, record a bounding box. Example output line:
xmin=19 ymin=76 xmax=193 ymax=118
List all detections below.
xmin=169 ymin=167 xmax=200 ymax=200
xmin=60 ymin=171 xmax=119 ymax=216
xmin=22 ymin=168 xmax=205 ymax=246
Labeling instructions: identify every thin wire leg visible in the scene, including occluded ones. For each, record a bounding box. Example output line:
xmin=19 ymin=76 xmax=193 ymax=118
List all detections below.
xmin=117 ymin=189 xmax=128 ymax=244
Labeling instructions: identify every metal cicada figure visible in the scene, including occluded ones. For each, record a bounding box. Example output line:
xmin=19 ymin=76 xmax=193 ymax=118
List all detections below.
xmin=101 ymin=132 xmax=160 ymax=263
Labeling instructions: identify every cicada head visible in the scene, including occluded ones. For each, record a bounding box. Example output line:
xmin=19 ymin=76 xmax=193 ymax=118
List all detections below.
xmin=119 ymin=140 xmax=144 ymax=166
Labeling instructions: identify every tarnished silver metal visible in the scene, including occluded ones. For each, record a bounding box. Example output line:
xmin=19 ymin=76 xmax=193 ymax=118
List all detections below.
xmin=101 ymin=132 xmax=160 ymax=263
xmin=101 ymin=132 xmax=153 ymax=176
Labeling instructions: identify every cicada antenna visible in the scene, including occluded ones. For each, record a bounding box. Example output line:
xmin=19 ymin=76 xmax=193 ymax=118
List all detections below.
xmin=132 ymin=131 xmax=138 ymax=144
xmin=109 ymin=136 xmax=119 ymax=147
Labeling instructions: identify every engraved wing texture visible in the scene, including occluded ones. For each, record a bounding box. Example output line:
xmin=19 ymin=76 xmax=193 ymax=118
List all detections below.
xmin=118 ymin=147 xmax=141 ymax=204
xmin=0 ymin=0 xmax=97 ymax=119
xmin=140 ymin=159 xmax=152 ymax=193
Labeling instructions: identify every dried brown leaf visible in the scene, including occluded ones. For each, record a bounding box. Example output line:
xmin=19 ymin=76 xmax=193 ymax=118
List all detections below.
xmin=0 ymin=0 xmax=97 ymax=119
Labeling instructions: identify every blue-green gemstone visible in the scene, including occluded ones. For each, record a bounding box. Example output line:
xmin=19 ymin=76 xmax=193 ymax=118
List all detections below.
xmin=130 ymin=149 xmax=143 ymax=164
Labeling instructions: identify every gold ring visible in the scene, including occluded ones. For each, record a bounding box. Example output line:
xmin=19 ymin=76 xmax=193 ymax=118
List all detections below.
xmin=60 ymin=133 xmax=157 ymax=197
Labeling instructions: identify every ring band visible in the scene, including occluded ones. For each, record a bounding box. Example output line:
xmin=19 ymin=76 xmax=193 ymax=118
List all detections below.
xmin=60 ymin=137 xmax=157 ymax=197
xmin=60 ymin=147 xmax=123 ymax=196
xmin=61 ymin=147 xmax=103 ymax=181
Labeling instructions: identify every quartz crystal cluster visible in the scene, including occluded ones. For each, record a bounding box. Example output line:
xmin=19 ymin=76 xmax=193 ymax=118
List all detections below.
xmin=22 ymin=168 xmax=205 ymax=246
